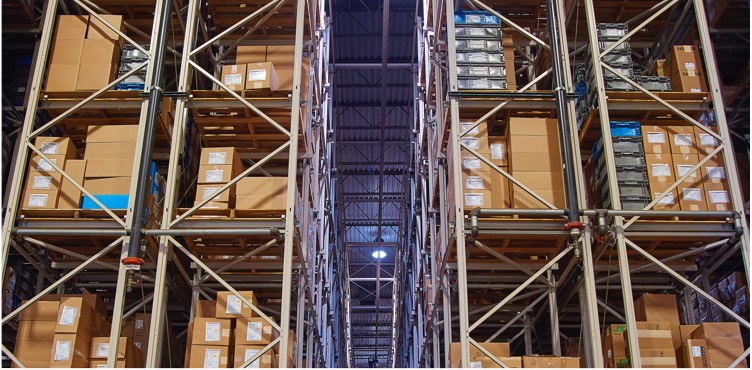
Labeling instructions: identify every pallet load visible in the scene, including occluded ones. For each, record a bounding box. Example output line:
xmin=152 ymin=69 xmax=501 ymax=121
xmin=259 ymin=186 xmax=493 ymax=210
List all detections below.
xmin=689 ymin=323 xmax=747 ymax=368
xmin=453 ymin=11 xmax=507 ymax=90
xmin=88 ymin=336 xmax=143 ymax=368
xmin=586 ymin=23 xmax=635 ymax=92
xmin=116 ymin=43 xmax=149 ymax=90
xmin=21 ymin=137 xmax=82 ymax=210
xmin=665 ymin=45 xmax=708 ymax=93
xmin=691 ymin=271 xmax=749 ymax=323
xmin=236 ymin=45 xmax=311 ymax=93
xmin=195 ymin=147 xmax=243 ymax=210
xmin=236 ymin=177 xmax=287 ymax=211
xmin=625 ymin=322 xmax=677 ymax=368
xmin=449 ymin=341 xmax=510 ymax=368
xmin=593 ymin=121 xmax=651 ymax=210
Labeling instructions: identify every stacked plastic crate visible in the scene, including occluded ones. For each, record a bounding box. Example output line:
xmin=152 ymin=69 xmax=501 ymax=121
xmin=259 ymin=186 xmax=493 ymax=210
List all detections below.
xmin=586 ymin=23 xmax=635 ymax=92
xmin=574 ymin=64 xmax=589 ymax=130
xmin=116 ymin=44 xmax=149 ymax=90
xmin=453 ymin=11 xmax=507 ymax=90
xmin=593 ymin=121 xmax=651 ymax=210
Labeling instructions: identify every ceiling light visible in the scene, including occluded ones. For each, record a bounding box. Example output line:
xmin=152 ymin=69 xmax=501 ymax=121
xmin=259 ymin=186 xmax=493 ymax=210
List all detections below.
xmin=372 ymin=250 xmax=386 ymax=259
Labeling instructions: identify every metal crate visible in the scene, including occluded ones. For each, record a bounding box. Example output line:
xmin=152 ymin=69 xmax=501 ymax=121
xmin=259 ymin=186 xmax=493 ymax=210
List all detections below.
xmin=454 ymin=26 xmax=501 ymax=38
xmin=456 ymin=65 xmax=505 ymax=78
xmin=596 ymin=23 xmax=628 ymax=38
xmin=455 ymin=39 xmax=501 ymax=51
xmin=457 ymin=77 xmax=507 ymax=90
xmin=638 ymin=76 xmax=671 ymax=91
xmin=456 ymin=51 xmax=503 ymax=64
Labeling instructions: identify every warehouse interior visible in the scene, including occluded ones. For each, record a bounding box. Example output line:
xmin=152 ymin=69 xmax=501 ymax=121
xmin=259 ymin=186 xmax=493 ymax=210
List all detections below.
xmin=0 ymin=0 xmax=750 ymax=368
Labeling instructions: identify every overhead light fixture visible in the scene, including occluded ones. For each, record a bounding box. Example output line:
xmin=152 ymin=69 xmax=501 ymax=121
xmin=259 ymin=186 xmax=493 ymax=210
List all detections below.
xmin=372 ymin=250 xmax=386 ymax=259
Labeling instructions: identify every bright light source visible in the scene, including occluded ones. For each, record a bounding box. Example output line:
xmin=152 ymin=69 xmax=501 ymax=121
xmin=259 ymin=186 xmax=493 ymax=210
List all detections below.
xmin=372 ymin=250 xmax=386 ymax=259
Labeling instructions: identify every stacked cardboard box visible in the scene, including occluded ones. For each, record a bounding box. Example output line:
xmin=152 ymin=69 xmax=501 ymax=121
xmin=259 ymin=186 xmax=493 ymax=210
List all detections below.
xmin=624 ymin=322 xmax=677 ymax=368
xmin=220 ymin=62 xmax=279 ymax=91
xmin=195 ymin=148 xmax=243 ymax=209
xmin=507 ymin=118 xmax=564 ymax=209
xmin=602 ymin=324 xmax=629 ymax=368
xmin=642 ymin=125 xmax=679 ymax=211
xmin=119 ymin=313 xmax=180 ymax=367
xmin=665 ymin=45 xmax=707 ymax=93
xmin=449 ymin=342 xmax=510 ymax=368
xmin=88 ymin=336 xmax=142 ymax=367
xmin=236 ymin=177 xmax=287 ymax=210
xmin=456 ymin=120 xmax=493 ymax=209
xmin=77 ymin=15 xmax=124 ymax=91
xmin=46 ymin=15 xmax=88 ymax=91
xmin=83 ymin=125 xmax=137 ymax=208
xmin=471 ymin=356 xmax=521 ymax=368
xmin=691 ymin=271 xmax=748 ymax=323
xmin=236 ymin=45 xmax=311 ymax=93
xmin=689 ymin=323 xmax=747 ymax=368
xmin=50 ymin=295 xmax=110 ymax=368
xmin=22 ymin=137 xmax=82 ymax=209
xmin=14 ymin=300 xmax=59 ymax=368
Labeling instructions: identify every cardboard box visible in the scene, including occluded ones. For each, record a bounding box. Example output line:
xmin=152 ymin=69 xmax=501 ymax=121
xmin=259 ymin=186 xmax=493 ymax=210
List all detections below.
xmin=672 ymin=153 xmax=702 ymax=184
xmin=706 ymin=348 xmax=747 ymax=368
xmin=471 ymin=356 xmax=522 ymax=368
xmin=626 ymin=322 xmax=674 ymax=350
xmin=76 ymin=63 xmax=117 ymax=91
xmin=55 ymin=15 xmax=89 ymax=40
xmin=648 ymin=182 xmax=679 ymax=211
xmin=87 ymin=15 xmax=124 ymax=40
xmin=700 ymin=156 xmax=725 ymax=184
xmin=450 ymin=342 xmax=511 ymax=367
xmin=19 ymin=300 xmax=60 ymax=321
xmin=133 ymin=313 xmax=151 ymax=336
xmin=216 ymin=291 xmax=258 ymax=318
xmin=245 ymin=62 xmax=279 ymax=90
xmin=81 ymin=39 xmax=120 ymax=64
xmin=50 ymin=39 xmax=85 ymax=65
xmin=89 ymin=359 xmax=127 ymax=368
xmin=459 ymin=120 xmax=489 ymax=137
xmin=666 ymin=45 xmax=703 ymax=75
xmin=84 ymin=177 xmax=132 ymax=194
xmin=198 ymin=164 xmax=240 ymax=184
xmin=25 ymin=171 xmax=64 ymax=191
xmin=22 ymin=189 xmax=59 ymax=209
xmin=694 ymin=126 xmax=720 ymax=155
xmin=490 ymin=171 xmax=510 ymax=208
xmin=678 ymin=184 xmax=708 ymax=211
xmin=14 ymin=340 xmax=53 ymax=364
xmin=671 ymin=69 xmax=707 ymax=93
xmin=33 ymin=137 xmax=77 ymax=157
xmin=200 ymin=147 xmax=243 ymax=167
xmin=512 ymin=189 xmax=565 ymax=209
xmin=221 ymin=64 xmax=247 ymax=91
xmin=637 ymin=349 xmax=677 ymax=368
xmin=192 ymin=318 xmax=233 ymax=346
xmin=59 ymin=160 xmax=86 ymax=209
xmin=236 ymin=317 xmax=275 ymax=345
xmin=645 ymin=153 xmax=675 ymax=182
xmin=684 ymin=339 xmax=708 ymax=368
xmin=195 ymin=184 xmax=234 ymax=203
xmin=195 ymin=200 xmax=232 ymax=210
xmin=236 ymin=177 xmax=287 ymax=195
xmin=55 ymin=296 xmax=99 ymax=337
xmin=236 ymin=46 xmax=266 ymax=64
xmin=521 ymin=356 xmax=567 ymax=368
xmin=188 ymin=345 xmax=230 ymax=368
xmin=232 ymin=345 xmax=276 ymax=368
xmin=652 ymin=59 xmax=666 ymax=77
xmin=29 ymin=153 xmax=67 ymax=173
xmin=236 ymin=194 xmax=286 ymax=210
xmin=509 ymin=152 xmax=562 ymax=173
xmin=46 ymin=64 xmax=79 ymax=91
xmin=460 ymin=155 xmax=491 ymax=172
xmin=508 ymin=134 xmax=560 ymax=156
xmin=704 ymin=182 xmax=731 ymax=211
xmin=50 ymin=333 xmax=90 ymax=368
xmin=487 ymin=136 xmax=508 ymax=166
xmin=40 ymin=294 xmax=107 ymax=316
xmin=642 ymin=125 xmax=670 ymax=154
xmin=510 ymin=171 xmax=564 ymax=190
xmin=635 ymin=294 xmax=681 ymax=324
xmin=461 ymin=189 xmax=493 ymax=209
xmin=265 ymin=46 xmax=295 ymax=68
xmin=89 ymin=337 xmax=130 ymax=359
xmin=603 ymin=324 xmax=628 ymax=367
xmin=667 ymin=126 xmax=698 ymax=154
xmin=85 ymin=159 xmax=134 ymax=178
xmin=195 ymin=300 xmax=216 ymax=318
xmin=690 ymin=322 xmax=742 ymax=340
xmin=132 ymin=335 xmax=148 ymax=353
xmin=16 ymin=320 xmax=56 ymax=341
xmin=86 ymin=125 xmax=139 ymax=143
xmin=507 ymin=117 xmax=558 ymax=137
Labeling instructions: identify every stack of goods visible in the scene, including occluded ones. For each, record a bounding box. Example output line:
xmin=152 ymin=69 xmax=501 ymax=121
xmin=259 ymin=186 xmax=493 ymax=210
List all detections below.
xmin=120 ymin=313 xmax=180 ymax=367
xmin=691 ymin=271 xmax=749 ymax=323
xmin=448 ymin=342 xmax=513 ymax=368
xmin=641 ymin=125 xmax=678 ymax=210
xmin=453 ymin=11 xmax=507 ymax=90
xmin=586 ymin=23 xmax=635 ymax=92
xmin=508 ymin=118 xmax=565 ymax=209
xmin=88 ymin=336 xmax=142 ymax=367
xmin=236 ymin=177 xmax=288 ymax=210
xmin=82 ymin=125 xmax=164 ymax=218
xmin=686 ymin=323 xmax=747 ymax=368
xmin=602 ymin=324 xmax=629 ymax=367
xmin=625 ymin=322 xmax=677 ymax=368
xmin=593 ymin=121 xmax=650 ymax=210
xmin=236 ymin=46 xmax=311 ymax=93
xmin=220 ymin=46 xmax=281 ymax=92
xmin=195 ymin=147 xmax=242 ymax=210
xmin=46 ymin=15 xmax=88 ymax=91
xmin=665 ymin=45 xmax=707 ymax=93
xmin=116 ymin=43 xmax=149 ymax=90
xmin=14 ymin=300 xmax=60 ymax=368
xmin=50 ymin=295 xmax=110 ymax=367
xmin=21 ymin=137 xmax=83 ymax=210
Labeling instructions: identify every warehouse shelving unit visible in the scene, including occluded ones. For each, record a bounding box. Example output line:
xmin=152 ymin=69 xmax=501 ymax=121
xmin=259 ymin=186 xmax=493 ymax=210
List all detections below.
xmin=1 ymin=0 xmax=332 ymax=367
xmin=415 ymin=0 xmax=750 ymax=368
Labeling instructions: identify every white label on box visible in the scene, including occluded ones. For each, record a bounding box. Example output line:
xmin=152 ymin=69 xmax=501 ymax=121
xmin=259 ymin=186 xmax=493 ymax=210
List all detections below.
xmin=683 ymin=188 xmax=702 ymax=201
xmin=608 ymin=349 xmax=613 ymax=359
xmin=465 ymin=193 xmax=485 ymax=206
xmin=205 ymin=169 xmax=224 ymax=183
xmin=470 ymin=79 xmax=490 ymax=89
xmin=224 ymin=73 xmax=242 ymax=86
xmin=460 ymin=122 xmax=479 ymax=136
xmin=59 ymin=305 xmax=77 ymax=325
xmin=468 ymin=28 xmax=484 ymax=36
xmin=468 ymin=53 xmax=486 ymax=62
xmin=226 ymin=295 xmax=242 ymax=314
xmin=28 ymin=194 xmax=49 ymax=207
xmin=465 ymin=176 xmax=485 ymax=190
xmin=467 ymin=40 xmax=485 ymax=49
xmin=465 ymin=15 xmax=480 ymax=23
xmin=206 ymin=322 xmax=221 ymax=342
xmin=96 ymin=343 xmax=110 ymax=357
xmin=654 ymin=192 xmax=675 ymax=205
xmin=204 ymin=349 xmax=221 ymax=368
xmin=460 ymin=137 xmax=480 ymax=150
xmin=691 ymin=88 xmax=701 ymax=93
xmin=202 ymin=187 xmax=220 ymax=200
xmin=674 ymin=134 xmax=693 ymax=146
xmin=470 ymin=361 xmax=483 ymax=368
xmin=490 ymin=143 xmax=505 ymax=159
xmin=699 ymin=133 xmax=719 ymax=147
xmin=97 ymin=365 xmax=107 ymax=368
xmin=692 ymin=345 xmax=702 ymax=357
xmin=32 ymin=176 xmax=52 ymax=189
xmin=707 ymin=166 xmax=726 ymax=179
xmin=248 ymin=69 xmax=266 ymax=81
xmin=677 ymin=165 xmax=697 ymax=178
xmin=469 ymin=66 xmax=487 ymax=75
xmin=247 ymin=321 xmax=263 ymax=341
xmin=37 ymin=158 xmax=57 ymax=171
xmin=685 ymin=62 xmax=696 ymax=69
xmin=651 ymin=164 xmax=671 ymax=177
xmin=245 ymin=349 xmax=261 ymax=368
xmin=647 ymin=132 xmax=666 ymax=143
xmin=40 ymin=142 xmax=59 ymax=155
xmin=54 ymin=341 xmax=71 ymax=361
xmin=709 ymin=190 xmax=729 ymax=204
xmin=135 ymin=319 xmax=144 ymax=330
xmin=134 ymin=341 xmax=142 ymax=349
xmin=208 ymin=152 xmax=227 ymax=165
xmin=462 ymin=157 xmax=482 ymax=170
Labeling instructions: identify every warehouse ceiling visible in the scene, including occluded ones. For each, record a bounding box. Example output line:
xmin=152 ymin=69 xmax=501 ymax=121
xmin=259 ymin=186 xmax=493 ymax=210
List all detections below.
xmin=330 ymin=0 xmax=416 ymax=367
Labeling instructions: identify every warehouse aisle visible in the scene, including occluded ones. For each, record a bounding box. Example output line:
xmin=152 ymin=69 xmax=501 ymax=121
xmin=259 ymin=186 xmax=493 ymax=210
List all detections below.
xmin=331 ymin=0 xmax=416 ymax=367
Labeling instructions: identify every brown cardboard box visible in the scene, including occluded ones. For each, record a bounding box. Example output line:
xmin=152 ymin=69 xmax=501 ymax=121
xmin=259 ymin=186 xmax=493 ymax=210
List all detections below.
xmin=487 ymin=136 xmax=508 ymax=166
xmin=706 ymin=348 xmax=747 ymax=368
xmin=461 ymin=189 xmax=493 ymax=209
xmin=471 ymin=356 xmax=522 ymax=368
xmin=50 ymin=333 xmax=91 ymax=368
xmin=200 ymin=147 xmax=243 ymax=167
xmin=55 ymin=15 xmax=89 ymax=40
xmin=678 ymin=184 xmax=708 ymax=211
xmin=89 ymin=337 xmax=131 ymax=359
xmin=232 ymin=345 xmax=276 ymax=368
xmin=490 ymin=171 xmax=510 ymax=208
xmin=84 ymin=177 xmax=132 ymax=194
xmin=121 ymin=317 xmax=135 ymax=338
xmin=265 ymin=46 xmax=295 ymax=68
xmin=560 ymin=357 xmax=581 ymax=368
xmin=694 ymin=126 xmax=720 ymax=155
xmin=459 ymin=120 xmax=489 ymax=137
xmin=507 ymin=134 xmax=560 ymax=155
xmin=450 ymin=342 xmax=510 ymax=367
xmin=236 ymin=46 xmax=267 ymax=64
xmin=76 ymin=63 xmax=117 ymax=91
xmin=236 ymin=317 xmax=275 ymax=345
xmin=635 ymin=294 xmax=681 ymax=324
xmin=236 ymin=177 xmax=287 ymax=195
xmin=216 ymin=291 xmax=258 ymax=318
xmin=704 ymin=182 xmax=731 ymax=211
xmin=642 ymin=125 xmax=670 ymax=154
xmin=132 ymin=335 xmax=148 ymax=353
xmin=666 ymin=45 xmax=703 ymax=76
xmin=603 ymin=324 xmax=628 ymax=367
xmin=509 ymin=152 xmax=562 ymax=173
xmin=59 ymin=160 xmax=86 ymax=208
xmin=648 ymin=182 xmax=679 ymax=211
xmin=236 ymin=194 xmax=286 ymax=210
xmin=195 ymin=300 xmax=217 ymax=318
xmin=626 ymin=322 xmax=674 ymax=350
xmin=89 ymin=359 xmax=127 ymax=368
xmin=14 ymin=340 xmax=53 ymax=365
xmin=19 ymin=300 xmax=60 ymax=321
xmin=667 ymin=126 xmax=699 ymax=154
xmin=521 ymin=356 xmax=564 ymax=368
xmin=671 ymin=69 xmax=707 ymax=93
xmin=245 ymin=62 xmax=279 ymax=90
xmin=510 ymin=171 xmax=564 ymax=190
xmin=512 ymin=189 xmax=565 ymax=209
xmin=29 ymin=154 xmax=67 ymax=172
xmin=25 ymin=171 xmax=64 ymax=191
xmin=700 ymin=156 xmax=726 ymax=184
xmin=507 ymin=117 xmax=558 ymax=137
xmin=41 ymin=293 xmax=107 ymax=316
xmin=652 ymin=59 xmax=666 ymax=77
xmin=55 ymin=296 xmax=99 ymax=337
xmin=84 ymin=142 xmax=138 ymax=160
xmin=195 ymin=201 xmax=232 ymax=210
xmin=672 ymin=153 xmax=702 ymax=184
xmin=645 ymin=153 xmax=675 ymax=182
xmin=684 ymin=339 xmax=709 ymax=368
xmin=221 ymin=64 xmax=247 ymax=91
xmin=16 ymin=320 xmax=56 ymax=341
xmin=50 ymin=39 xmax=85 ymax=65
xmin=22 ymin=189 xmax=59 ymax=209
xmin=133 ymin=312 xmax=151 ymax=336
xmin=188 ymin=345 xmax=230 ymax=368
xmin=46 ymin=64 xmax=80 ymax=91
xmin=192 ymin=318 xmax=233 ymax=346
xmin=198 ymin=164 xmax=240 ymax=184
xmin=81 ymin=39 xmax=120 ymax=64
xmin=34 ymin=136 xmax=77 ymax=157
xmin=195 ymin=184 xmax=234 ymax=202
xmin=85 ymin=159 xmax=134 ymax=178
xmin=461 ymin=155 xmax=491 ymax=173
xmin=637 ymin=349 xmax=677 ymax=368
xmin=87 ymin=15 xmax=124 ymax=40
xmin=690 ymin=322 xmax=742 ymax=340
xmin=86 ymin=125 xmax=139 ymax=143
